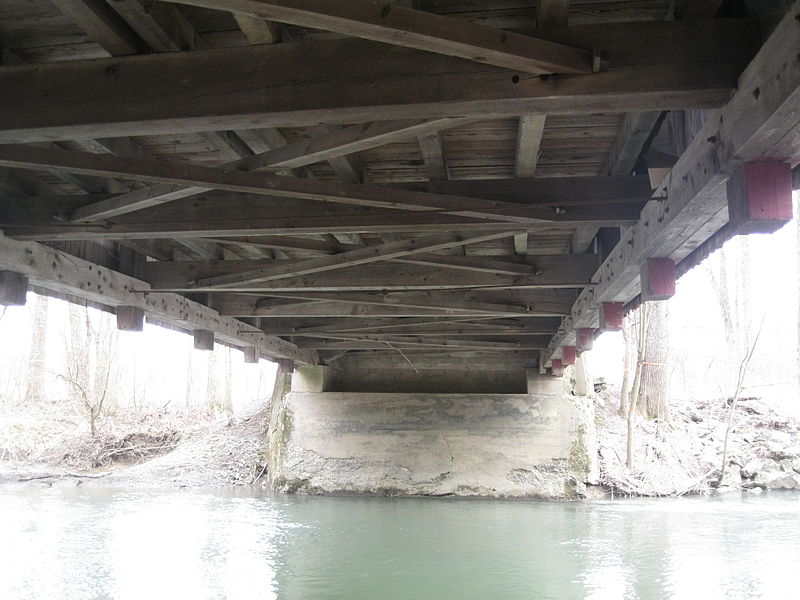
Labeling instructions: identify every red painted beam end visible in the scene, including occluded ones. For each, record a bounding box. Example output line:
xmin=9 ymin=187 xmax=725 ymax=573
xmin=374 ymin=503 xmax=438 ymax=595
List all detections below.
xmin=599 ymin=302 xmax=624 ymax=331
xmin=562 ymin=346 xmax=577 ymax=365
xmin=641 ymin=257 xmax=676 ymax=301
xmin=728 ymin=161 xmax=793 ymax=234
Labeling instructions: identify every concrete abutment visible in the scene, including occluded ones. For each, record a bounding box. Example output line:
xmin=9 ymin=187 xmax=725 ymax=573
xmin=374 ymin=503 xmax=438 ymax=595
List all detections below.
xmin=267 ymin=361 xmax=598 ymax=499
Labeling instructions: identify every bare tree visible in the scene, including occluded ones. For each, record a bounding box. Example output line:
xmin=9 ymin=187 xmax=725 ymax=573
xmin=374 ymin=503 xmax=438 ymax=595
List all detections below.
xmin=62 ymin=305 xmax=117 ymax=436
xmin=24 ymin=294 xmax=49 ymax=404
xmin=718 ymin=317 xmax=765 ymax=484
xmin=626 ymin=303 xmax=651 ymax=469
xmin=619 ymin=312 xmax=635 ymax=417
xmin=205 ymin=345 xmax=217 ymax=412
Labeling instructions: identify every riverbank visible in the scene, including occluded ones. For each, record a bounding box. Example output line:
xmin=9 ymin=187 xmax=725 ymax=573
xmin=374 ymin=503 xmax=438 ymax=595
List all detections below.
xmin=2 ymin=388 xmax=799 ymax=496
xmin=0 ymin=403 xmax=270 ymax=488
xmin=594 ymin=388 xmax=800 ymax=496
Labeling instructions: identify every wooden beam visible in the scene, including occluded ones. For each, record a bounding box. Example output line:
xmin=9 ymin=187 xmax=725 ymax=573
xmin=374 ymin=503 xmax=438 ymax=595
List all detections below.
xmin=107 ymin=0 xmax=207 ymax=52
xmin=146 ymin=254 xmax=598 ymax=291
xmin=233 ymin=13 xmax=280 ymax=44
xmin=328 ymin=154 xmax=368 ymax=184
xmin=605 ymin=111 xmax=662 ymax=176
xmin=219 ymin=289 xmax=574 ymax=317
xmin=0 ymin=22 xmax=758 ymax=143
xmin=0 ymin=271 xmax=28 ymax=306
xmin=193 ymin=329 xmax=215 ymax=351
xmin=243 ymin=346 xmax=260 ymax=363
xmin=116 ymin=305 xmax=144 ymax=331
xmin=400 ymin=175 xmax=654 ymax=205
xmin=599 ymin=302 xmax=623 ymax=331
xmin=167 ymin=0 xmax=593 ymax=74
xmin=193 ymin=231 xmax=519 ymax=288
xmin=640 ymin=258 xmax=676 ymax=301
xmin=726 ymin=161 xmax=793 ymax=234
xmin=51 ymin=0 xmax=142 ymax=56
xmin=575 ymin=327 xmax=595 ymax=353
xmin=537 ymin=0 xmax=571 ymax=29
xmin=0 ymin=144 xmax=581 ymax=227
xmin=294 ymin=335 xmax=547 ymax=350
xmin=0 ymin=231 xmax=316 ymax=364
xmin=73 ymin=118 xmax=470 ymax=221
xmin=515 ymin=115 xmax=546 ymax=178
xmin=290 ymin=317 xmax=562 ymax=336
xmin=6 ymin=205 xmax=638 ymax=241
xmin=545 ymin=3 xmax=800 ymax=362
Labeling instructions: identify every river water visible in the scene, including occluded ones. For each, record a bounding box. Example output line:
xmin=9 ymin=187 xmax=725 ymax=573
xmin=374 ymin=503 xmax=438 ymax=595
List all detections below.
xmin=0 ymin=487 xmax=798 ymax=600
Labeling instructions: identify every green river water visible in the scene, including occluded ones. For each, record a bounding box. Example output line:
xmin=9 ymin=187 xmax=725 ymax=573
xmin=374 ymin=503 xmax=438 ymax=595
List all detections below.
xmin=0 ymin=487 xmax=798 ymax=599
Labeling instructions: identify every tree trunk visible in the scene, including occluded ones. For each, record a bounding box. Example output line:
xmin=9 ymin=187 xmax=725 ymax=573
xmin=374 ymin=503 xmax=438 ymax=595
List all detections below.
xmin=67 ymin=304 xmax=89 ymax=407
xmin=620 ymin=312 xmax=635 ymax=416
xmin=206 ymin=348 xmax=217 ymax=411
xmin=641 ymin=300 xmax=671 ymax=424
xmin=626 ymin=303 xmax=650 ymax=470
xmin=24 ymin=294 xmax=48 ymax=404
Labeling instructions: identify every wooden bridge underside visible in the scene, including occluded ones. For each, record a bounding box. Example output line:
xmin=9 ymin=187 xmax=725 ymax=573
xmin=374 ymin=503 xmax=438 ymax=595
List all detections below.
xmin=0 ymin=0 xmax=798 ymax=370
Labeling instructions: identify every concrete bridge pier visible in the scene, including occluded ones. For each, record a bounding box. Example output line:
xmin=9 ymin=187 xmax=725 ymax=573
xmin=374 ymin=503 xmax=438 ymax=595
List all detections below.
xmin=266 ymin=358 xmax=599 ymax=499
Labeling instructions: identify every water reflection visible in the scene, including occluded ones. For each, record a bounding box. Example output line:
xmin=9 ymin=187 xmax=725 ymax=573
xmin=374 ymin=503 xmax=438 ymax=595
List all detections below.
xmin=0 ymin=487 xmax=798 ymax=599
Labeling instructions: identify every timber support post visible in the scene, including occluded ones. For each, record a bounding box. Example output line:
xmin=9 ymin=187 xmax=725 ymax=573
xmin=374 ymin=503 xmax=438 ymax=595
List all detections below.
xmin=243 ymin=346 xmax=259 ymax=364
xmin=116 ymin=306 xmax=144 ymax=331
xmin=193 ymin=329 xmax=215 ymax=351
xmin=0 ymin=271 xmax=28 ymax=306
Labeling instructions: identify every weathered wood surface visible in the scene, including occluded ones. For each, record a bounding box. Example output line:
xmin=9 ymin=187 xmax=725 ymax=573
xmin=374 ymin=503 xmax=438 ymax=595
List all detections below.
xmin=168 ymin=0 xmax=594 ymax=74
xmin=545 ymin=3 xmax=800 ymax=364
xmin=0 ymin=231 xmax=316 ymax=364
xmin=0 ymin=21 xmax=757 ymax=142
xmin=145 ymin=253 xmax=598 ymax=290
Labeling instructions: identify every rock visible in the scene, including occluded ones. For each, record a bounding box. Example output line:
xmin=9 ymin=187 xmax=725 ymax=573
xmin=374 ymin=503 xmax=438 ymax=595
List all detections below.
xmin=718 ymin=465 xmax=742 ymax=489
xmin=793 ymin=458 xmax=800 ymax=474
xmin=741 ymin=458 xmax=763 ymax=479
xmin=765 ymin=473 xmax=800 ymax=490
xmin=753 ymin=461 xmax=790 ymax=487
xmin=748 ymin=486 xmax=763 ymax=494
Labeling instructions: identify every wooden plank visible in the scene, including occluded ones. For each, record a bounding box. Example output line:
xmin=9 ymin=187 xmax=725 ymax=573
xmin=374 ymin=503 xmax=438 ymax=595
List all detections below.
xmin=544 ymin=3 xmax=800 ymax=363
xmin=417 ymin=132 xmax=448 ymax=180
xmin=50 ymin=0 xmax=142 ymax=56
xmin=194 ymin=231 xmax=519 ymax=287
xmin=0 ymin=22 xmax=757 ymax=143
xmin=515 ymin=115 xmax=546 ymax=177
xmin=167 ymin=0 xmax=593 ymax=74
xmin=0 ymin=230 xmax=316 ymax=364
